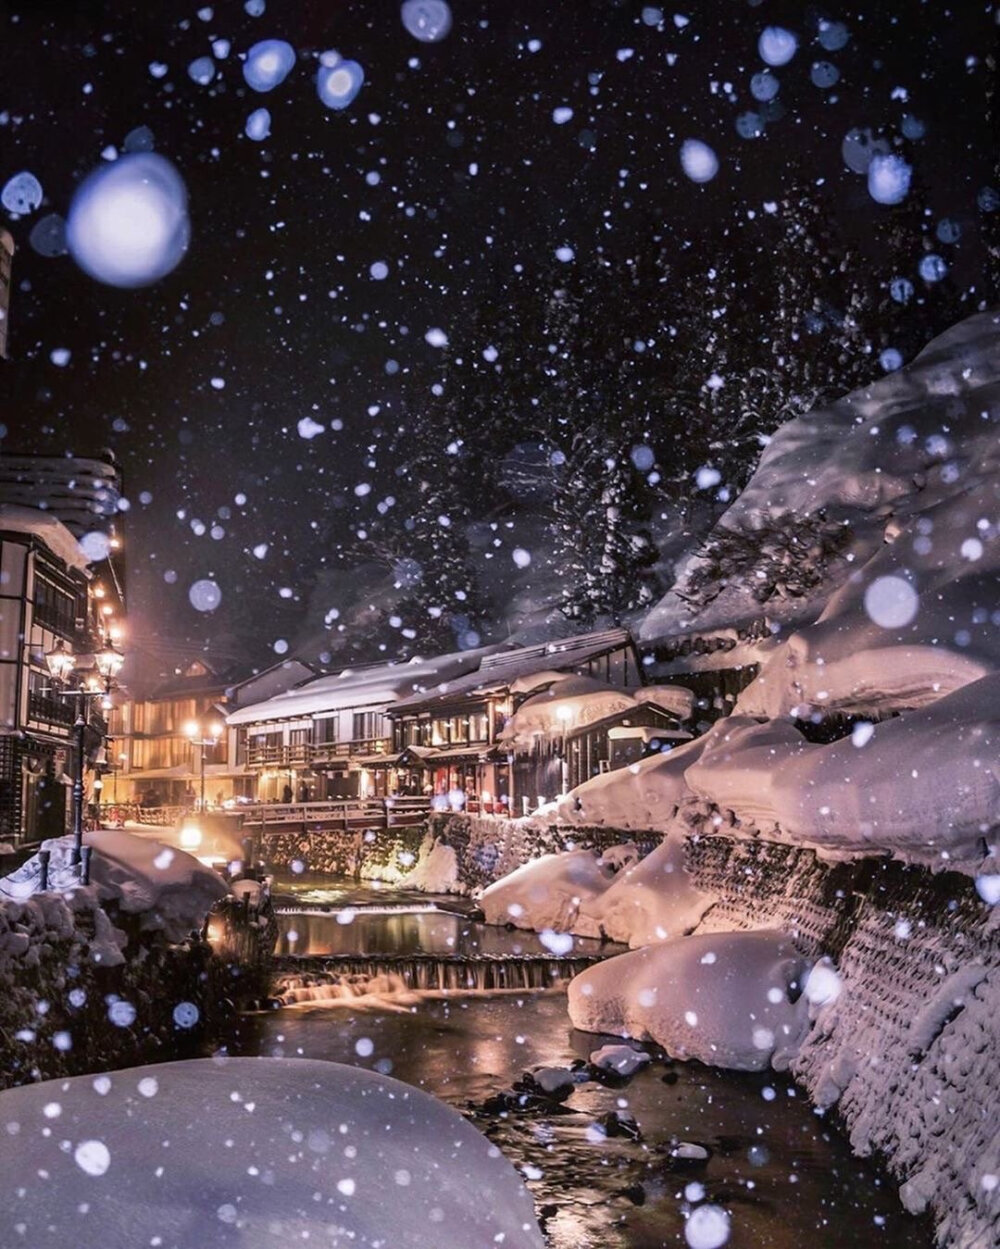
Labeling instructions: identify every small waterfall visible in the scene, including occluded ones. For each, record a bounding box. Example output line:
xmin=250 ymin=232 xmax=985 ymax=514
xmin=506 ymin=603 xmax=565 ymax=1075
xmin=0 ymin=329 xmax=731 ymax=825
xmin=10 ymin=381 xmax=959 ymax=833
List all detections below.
xmin=273 ymin=953 xmax=602 ymax=1004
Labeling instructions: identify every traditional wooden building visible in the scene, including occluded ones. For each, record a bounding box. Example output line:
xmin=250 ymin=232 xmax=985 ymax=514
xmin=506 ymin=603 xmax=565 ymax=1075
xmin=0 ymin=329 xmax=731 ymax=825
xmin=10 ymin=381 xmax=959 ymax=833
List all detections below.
xmin=225 ymin=650 xmax=487 ymax=802
xmin=0 ymin=506 xmax=118 ymax=843
xmin=107 ymin=660 xmax=240 ymax=810
xmin=386 ymin=628 xmax=679 ymax=813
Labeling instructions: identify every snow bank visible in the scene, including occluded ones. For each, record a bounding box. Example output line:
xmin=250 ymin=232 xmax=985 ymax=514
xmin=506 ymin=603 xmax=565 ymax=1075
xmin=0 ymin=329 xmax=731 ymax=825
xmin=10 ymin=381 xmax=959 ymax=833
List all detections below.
xmin=0 ymin=1057 xmax=545 ymax=1249
xmin=480 ymin=848 xmax=616 ymax=932
xmin=0 ymin=829 xmax=228 ymax=942
xmin=568 ymin=929 xmax=810 ymax=1071
xmin=398 ymin=833 xmax=460 ymax=892
xmin=556 ymin=732 xmax=708 ymax=829
xmin=479 ymin=832 xmax=712 ymax=947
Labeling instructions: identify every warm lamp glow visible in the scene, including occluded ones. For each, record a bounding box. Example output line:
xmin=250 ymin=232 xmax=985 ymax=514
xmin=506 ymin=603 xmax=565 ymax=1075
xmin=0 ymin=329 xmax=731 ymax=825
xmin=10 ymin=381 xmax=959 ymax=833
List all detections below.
xmin=44 ymin=640 xmax=76 ymax=682
xmin=183 ymin=719 xmax=200 ymax=740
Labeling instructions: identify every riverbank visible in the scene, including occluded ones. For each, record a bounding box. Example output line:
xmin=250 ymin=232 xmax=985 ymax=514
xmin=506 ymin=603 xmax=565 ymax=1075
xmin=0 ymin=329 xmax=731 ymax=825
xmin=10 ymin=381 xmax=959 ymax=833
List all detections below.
xmin=373 ymin=815 xmax=998 ymax=1248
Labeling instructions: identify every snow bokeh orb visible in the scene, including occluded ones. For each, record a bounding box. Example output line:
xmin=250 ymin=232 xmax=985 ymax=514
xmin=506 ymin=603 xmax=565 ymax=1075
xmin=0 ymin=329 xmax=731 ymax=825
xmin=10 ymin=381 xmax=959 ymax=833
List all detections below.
xmin=1 ymin=170 xmax=43 ymax=216
xmin=401 ymin=0 xmax=453 ymax=43
xmin=66 ymin=153 xmax=190 ymax=288
xmin=749 ymin=70 xmax=779 ymax=102
xmin=863 ymin=575 xmax=918 ymax=628
xmin=74 ymin=1139 xmax=111 ymax=1177
xmin=189 ymin=579 xmax=222 ymax=612
xmin=245 ymin=107 xmax=271 ymax=141
xmin=243 ymin=39 xmax=296 ymax=92
xmin=758 ymin=26 xmax=797 ymax=67
xmin=818 ymin=20 xmax=850 ymax=51
xmin=680 ymin=139 xmax=719 ymax=183
xmin=919 ymin=253 xmax=947 ymax=283
xmin=188 ymin=56 xmax=215 ymax=85
xmin=317 ymin=54 xmax=365 ymax=110
xmin=29 ymin=212 xmax=67 ymax=257
xmin=810 ymin=61 xmax=839 ymax=89
xmin=79 ymin=531 xmax=111 ymax=562
xmin=867 ymin=154 xmax=912 ymax=205
xmin=685 ymin=1203 xmax=731 ymax=1249
xmin=841 ymin=127 xmax=889 ymax=174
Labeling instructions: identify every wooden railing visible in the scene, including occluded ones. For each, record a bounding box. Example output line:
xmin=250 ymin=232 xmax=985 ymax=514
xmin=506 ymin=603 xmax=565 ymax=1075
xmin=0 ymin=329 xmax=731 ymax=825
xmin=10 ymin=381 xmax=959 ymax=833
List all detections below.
xmin=245 ymin=737 xmax=392 ymax=768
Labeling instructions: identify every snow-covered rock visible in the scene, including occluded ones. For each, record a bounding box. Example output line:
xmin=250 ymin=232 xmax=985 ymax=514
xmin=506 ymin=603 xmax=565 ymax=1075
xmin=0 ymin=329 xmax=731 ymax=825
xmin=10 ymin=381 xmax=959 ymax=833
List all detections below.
xmin=643 ymin=309 xmax=1000 ymax=645
xmin=589 ymin=1043 xmax=651 ymax=1077
xmin=585 ymin=831 xmax=715 ymax=946
xmin=479 ymin=848 xmax=616 ymax=932
xmin=0 ymin=1057 xmax=545 ymax=1248
xmin=568 ymin=929 xmax=810 ymax=1071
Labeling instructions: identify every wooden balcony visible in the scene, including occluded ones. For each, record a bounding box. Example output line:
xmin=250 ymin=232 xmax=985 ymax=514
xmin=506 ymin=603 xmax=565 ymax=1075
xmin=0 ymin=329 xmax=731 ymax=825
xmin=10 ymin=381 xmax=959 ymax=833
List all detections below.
xmin=245 ymin=737 xmax=393 ymax=769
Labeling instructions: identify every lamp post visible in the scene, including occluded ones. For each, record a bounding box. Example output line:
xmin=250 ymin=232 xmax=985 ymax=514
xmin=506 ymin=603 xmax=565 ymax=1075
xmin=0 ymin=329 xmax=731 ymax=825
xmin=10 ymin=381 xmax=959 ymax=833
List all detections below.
xmin=44 ymin=636 xmax=124 ymax=871
xmin=184 ymin=717 xmax=224 ymax=811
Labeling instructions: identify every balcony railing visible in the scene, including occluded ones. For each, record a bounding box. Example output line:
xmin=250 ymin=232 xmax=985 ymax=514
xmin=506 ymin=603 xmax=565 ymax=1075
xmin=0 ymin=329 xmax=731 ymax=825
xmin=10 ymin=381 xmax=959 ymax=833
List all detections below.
xmin=27 ymin=690 xmax=76 ymax=727
xmin=245 ymin=737 xmax=393 ymax=769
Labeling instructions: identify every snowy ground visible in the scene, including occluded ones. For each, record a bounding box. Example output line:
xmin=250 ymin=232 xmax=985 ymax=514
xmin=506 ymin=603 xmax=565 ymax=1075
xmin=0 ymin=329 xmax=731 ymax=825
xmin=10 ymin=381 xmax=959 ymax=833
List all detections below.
xmin=0 ymin=1056 xmax=545 ymax=1249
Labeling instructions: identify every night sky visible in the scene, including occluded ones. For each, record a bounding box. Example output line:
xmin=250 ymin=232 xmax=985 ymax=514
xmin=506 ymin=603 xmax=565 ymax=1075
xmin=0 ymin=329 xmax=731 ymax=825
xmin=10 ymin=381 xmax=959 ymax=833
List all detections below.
xmin=0 ymin=0 xmax=995 ymax=674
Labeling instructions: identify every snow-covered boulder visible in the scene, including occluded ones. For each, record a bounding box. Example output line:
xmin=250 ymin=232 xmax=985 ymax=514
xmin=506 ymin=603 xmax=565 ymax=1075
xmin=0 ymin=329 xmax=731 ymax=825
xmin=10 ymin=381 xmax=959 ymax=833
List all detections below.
xmin=643 ymin=309 xmax=1000 ymax=644
xmin=738 ymin=478 xmax=1000 ymax=720
xmin=0 ymin=829 xmax=228 ymax=943
xmin=586 ymin=830 xmax=715 ymax=947
xmin=480 ymin=848 xmax=615 ymax=932
xmin=0 ymin=1057 xmax=545 ymax=1249
xmin=568 ymin=929 xmax=810 ymax=1071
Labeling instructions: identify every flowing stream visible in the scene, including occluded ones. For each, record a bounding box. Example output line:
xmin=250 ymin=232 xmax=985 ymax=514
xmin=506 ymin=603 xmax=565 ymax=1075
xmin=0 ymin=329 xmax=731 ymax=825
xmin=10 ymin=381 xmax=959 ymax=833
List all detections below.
xmin=225 ymin=878 xmax=933 ymax=1248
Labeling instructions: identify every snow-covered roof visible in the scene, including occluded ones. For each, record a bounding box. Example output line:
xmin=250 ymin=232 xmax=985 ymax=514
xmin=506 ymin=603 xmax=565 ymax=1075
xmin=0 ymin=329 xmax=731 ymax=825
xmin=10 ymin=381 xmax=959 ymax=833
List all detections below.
xmin=498 ymin=677 xmax=692 ymax=749
xmin=390 ymin=628 xmax=637 ymax=713
xmin=0 ymin=502 xmax=92 ymax=572
xmin=226 ymin=647 xmax=492 ymax=726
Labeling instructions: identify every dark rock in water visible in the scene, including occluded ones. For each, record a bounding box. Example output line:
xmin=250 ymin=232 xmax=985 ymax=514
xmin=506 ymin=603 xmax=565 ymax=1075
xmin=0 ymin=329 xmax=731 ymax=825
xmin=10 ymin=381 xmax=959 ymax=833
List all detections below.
xmin=660 ymin=1069 xmax=679 ymax=1085
xmin=598 ymin=1110 xmax=643 ymax=1141
xmin=662 ymin=1139 xmax=712 ymax=1167
xmin=618 ymin=1182 xmax=647 ymax=1206
xmin=514 ymin=1066 xmax=578 ymax=1102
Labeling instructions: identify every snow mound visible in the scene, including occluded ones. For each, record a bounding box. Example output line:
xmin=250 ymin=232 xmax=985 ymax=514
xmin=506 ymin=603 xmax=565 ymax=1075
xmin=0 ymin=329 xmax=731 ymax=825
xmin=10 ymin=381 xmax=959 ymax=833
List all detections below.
xmin=586 ymin=831 xmax=716 ymax=947
xmin=399 ymin=834 xmax=460 ymax=892
xmin=0 ymin=829 xmax=228 ymax=942
xmin=0 ymin=1057 xmax=545 ymax=1249
xmin=738 ymin=478 xmax=1000 ymax=719
xmin=643 ymin=309 xmax=1000 ymax=644
xmin=480 ymin=833 xmax=712 ymax=947
xmin=689 ymin=678 xmax=1000 ymax=857
xmin=480 ymin=848 xmax=615 ymax=932
xmin=568 ymin=929 xmax=810 ymax=1071
xmin=556 ymin=733 xmax=708 ymax=829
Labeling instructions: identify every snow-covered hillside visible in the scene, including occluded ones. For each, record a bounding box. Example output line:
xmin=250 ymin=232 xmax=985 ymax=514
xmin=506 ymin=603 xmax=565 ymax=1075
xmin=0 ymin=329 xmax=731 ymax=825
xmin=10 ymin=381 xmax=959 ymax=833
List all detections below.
xmin=556 ymin=309 xmax=1000 ymax=868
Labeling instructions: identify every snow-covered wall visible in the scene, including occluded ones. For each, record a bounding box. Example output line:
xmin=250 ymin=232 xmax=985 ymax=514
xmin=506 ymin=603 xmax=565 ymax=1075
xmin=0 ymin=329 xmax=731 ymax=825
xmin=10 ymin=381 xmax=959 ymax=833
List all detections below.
xmin=678 ymin=833 xmax=999 ymax=1249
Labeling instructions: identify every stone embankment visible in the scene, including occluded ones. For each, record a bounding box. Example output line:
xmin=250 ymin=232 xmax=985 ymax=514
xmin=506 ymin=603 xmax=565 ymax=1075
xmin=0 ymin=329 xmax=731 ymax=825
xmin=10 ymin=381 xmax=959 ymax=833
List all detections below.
xmin=0 ymin=889 xmax=275 ymax=1090
xmin=390 ymin=813 xmax=999 ymax=1249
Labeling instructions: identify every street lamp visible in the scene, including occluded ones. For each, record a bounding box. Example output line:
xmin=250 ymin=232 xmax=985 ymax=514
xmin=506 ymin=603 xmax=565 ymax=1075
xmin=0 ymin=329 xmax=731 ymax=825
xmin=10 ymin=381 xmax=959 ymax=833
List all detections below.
xmin=183 ymin=717 xmax=224 ymax=811
xmin=44 ymin=636 xmax=124 ymax=872
xmin=556 ymin=704 xmax=573 ymax=796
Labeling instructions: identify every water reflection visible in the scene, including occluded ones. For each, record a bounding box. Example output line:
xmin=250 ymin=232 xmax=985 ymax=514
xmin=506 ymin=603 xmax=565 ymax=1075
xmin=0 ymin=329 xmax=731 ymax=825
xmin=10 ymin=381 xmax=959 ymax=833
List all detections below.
xmin=276 ymin=908 xmax=615 ymax=958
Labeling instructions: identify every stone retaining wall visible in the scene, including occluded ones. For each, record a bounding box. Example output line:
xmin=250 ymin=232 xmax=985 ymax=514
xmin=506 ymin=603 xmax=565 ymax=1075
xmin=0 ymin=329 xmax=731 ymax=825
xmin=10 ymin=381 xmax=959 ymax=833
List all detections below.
xmin=416 ymin=816 xmax=998 ymax=1248
xmin=0 ymin=891 xmax=273 ymax=1090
